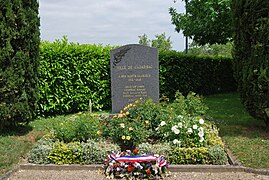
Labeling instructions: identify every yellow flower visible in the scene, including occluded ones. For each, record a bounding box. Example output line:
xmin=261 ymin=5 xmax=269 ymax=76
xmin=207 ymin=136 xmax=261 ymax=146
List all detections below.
xmin=96 ymin=130 xmax=101 ymax=135
xmin=129 ymin=127 xmax=133 ymax=131
xmin=145 ymin=120 xmax=149 ymax=124
xmin=120 ymin=110 xmax=123 ymax=114
xmin=126 ymin=136 xmax=131 ymax=140
xmin=118 ymin=114 xmax=123 ymax=118
xmin=122 ymin=135 xmax=126 ymax=140
xmin=126 ymin=111 xmax=130 ymax=115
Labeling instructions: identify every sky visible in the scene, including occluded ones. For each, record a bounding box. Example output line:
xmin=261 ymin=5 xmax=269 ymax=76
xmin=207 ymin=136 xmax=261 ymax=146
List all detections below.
xmin=39 ymin=0 xmax=186 ymax=51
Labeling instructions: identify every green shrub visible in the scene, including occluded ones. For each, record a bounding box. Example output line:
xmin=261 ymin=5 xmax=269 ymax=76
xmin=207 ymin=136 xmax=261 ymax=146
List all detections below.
xmin=138 ymin=142 xmax=172 ymax=156
xmin=0 ymin=0 xmax=40 ymax=129
xmin=38 ymin=37 xmax=113 ymax=116
xmin=104 ymin=92 xmax=211 ymax=149
xmin=52 ymin=113 xmax=100 ymax=143
xmin=80 ymin=139 xmax=120 ymax=164
xmin=208 ymin=145 xmax=228 ymax=165
xmin=169 ymin=147 xmax=209 ymax=164
xmin=159 ymin=51 xmax=237 ymax=100
xmin=232 ymin=0 xmax=269 ymax=129
xmin=28 ymin=138 xmax=54 ymax=164
xmin=48 ymin=141 xmax=83 ymax=165
xmin=28 ymin=138 xmax=119 ymax=165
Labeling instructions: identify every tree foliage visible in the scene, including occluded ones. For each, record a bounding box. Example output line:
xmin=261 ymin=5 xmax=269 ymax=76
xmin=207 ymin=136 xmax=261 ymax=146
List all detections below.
xmin=232 ymin=0 xmax=269 ymax=129
xmin=188 ymin=42 xmax=232 ymax=58
xmin=170 ymin=0 xmax=232 ymax=45
xmin=138 ymin=32 xmax=172 ymax=51
xmin=0 ymin=0 xmax=40 ymax=129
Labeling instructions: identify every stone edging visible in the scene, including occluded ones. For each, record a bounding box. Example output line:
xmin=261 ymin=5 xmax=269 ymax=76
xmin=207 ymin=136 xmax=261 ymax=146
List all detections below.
xmin=1 ymin=164 xmax=269 ymax=180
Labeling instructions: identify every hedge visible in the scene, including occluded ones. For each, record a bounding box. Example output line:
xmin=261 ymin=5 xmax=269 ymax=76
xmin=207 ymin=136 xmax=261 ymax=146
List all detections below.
xmin=38 ymin=39 xmax=237 ymax=116
xmin=38 ymin=38 xmax=112 ymax=116
xmin=159 ymin=51 xmax=237 ymax=100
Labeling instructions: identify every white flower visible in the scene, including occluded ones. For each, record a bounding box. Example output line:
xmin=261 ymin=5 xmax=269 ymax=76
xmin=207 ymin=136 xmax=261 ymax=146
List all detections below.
xmin=178 ymin=122 xmax=183 ymax=128
xmin=120 ymin=123 xmax=125 ymax=128
xmin=193 ymin=124 xmax=198 ymax=129
xmin=199 ymin=118 xmax=204 ymax=125
xmin=155 ymin=127 xmax=159 ymax=131
xmin=199 ymin=137 xmax=204 ymax=142
xmin=198 ymin=127 xmax=204 ymax=133
xmin=177 ymin=115 xmax=184 ymax=119
xmin=187 ymin=128 xmax=193 ymax=133
xmin=198 ymin=131 xmax=204 ymax=137
xmin=173 ymin=139 xmax=181 ymax=145
xmin=160 ymin=121 xmax=166 ymax=126
xmin=173 ymin=128 xmax=180 ymax=134
xmin=171 ymin=125 xmax=178 ymax=132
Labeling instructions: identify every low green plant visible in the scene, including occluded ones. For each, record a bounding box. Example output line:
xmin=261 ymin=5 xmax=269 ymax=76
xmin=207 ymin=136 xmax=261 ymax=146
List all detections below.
xmin=52 ymin=113 xmax=100 ymax=143
xmin=169 ymin=147 xmax=209 ymax=164
xmin=208 ymin=145 xmax=228 ymax=165
xmin=81 ymin=139 xmax=120 ymax=164
xmin=28 ymin=137 xmax=54 ymax=164
xmin=138 ymin=142 xmax=172 ymax=155
xmin=48 ymin=141 xmax=83 ymax=165
xmin=28 ymin=138 xmax=120 ymax=165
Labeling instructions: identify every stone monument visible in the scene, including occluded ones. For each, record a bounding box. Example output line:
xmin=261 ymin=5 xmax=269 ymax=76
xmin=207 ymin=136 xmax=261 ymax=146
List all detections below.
xmin=110 ymin=44 xmax=159 ymax=113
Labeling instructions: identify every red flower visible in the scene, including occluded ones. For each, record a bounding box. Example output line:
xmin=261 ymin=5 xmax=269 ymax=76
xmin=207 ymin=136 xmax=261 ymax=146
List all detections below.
xmin=132 ymin=148 xmax=139 ymax=154
xmin=127 ymin=165 xmax=133 ymax=172
xmin=146 ymin=169 xmax=151 ymax=176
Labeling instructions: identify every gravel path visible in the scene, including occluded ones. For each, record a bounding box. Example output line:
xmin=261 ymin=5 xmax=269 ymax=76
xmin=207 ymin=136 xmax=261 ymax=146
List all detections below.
xmin=7 ymin=169 xmax=269 ymax=180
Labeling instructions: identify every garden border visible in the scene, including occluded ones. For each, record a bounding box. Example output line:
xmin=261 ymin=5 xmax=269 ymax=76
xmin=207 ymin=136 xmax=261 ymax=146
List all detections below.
xmin=1 ymin=147 xmax=268 ymax=180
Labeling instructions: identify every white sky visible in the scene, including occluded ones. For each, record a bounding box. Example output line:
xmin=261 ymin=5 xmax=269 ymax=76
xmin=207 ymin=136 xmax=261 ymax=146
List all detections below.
xmin=39 ymin=0 xmax=186 ymax=51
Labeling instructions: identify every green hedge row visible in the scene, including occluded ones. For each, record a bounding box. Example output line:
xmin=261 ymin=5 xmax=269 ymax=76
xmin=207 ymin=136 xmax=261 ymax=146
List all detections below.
xmin=38 ymin=38 xmax=111 ymax=116
xmin=38 ymin=39 xmax=237 ymax=116
xmin=159 ymin=51 xmax=237 ymax=100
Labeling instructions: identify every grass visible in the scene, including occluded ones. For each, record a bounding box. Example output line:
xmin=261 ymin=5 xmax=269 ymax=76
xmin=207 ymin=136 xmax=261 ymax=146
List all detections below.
xmin=0 ymin=92 xmax=268 ymax=176
xmin=204 ymin=92 xmax=269 ymax=169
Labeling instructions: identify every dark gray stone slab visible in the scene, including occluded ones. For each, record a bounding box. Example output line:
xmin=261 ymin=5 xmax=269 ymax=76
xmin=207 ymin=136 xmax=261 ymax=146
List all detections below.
xmin=110 ymin=44 xmax=159 ymax=113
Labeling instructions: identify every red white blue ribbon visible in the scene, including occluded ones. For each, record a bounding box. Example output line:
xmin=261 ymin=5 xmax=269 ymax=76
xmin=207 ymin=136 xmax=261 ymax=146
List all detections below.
xmin=107 ymin=153 xmax=168 ymax=167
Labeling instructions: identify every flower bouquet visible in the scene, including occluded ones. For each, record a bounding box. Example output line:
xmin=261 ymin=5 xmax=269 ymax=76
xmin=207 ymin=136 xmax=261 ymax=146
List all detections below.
xmin=104 ymin=148 xmax=169 ymax=179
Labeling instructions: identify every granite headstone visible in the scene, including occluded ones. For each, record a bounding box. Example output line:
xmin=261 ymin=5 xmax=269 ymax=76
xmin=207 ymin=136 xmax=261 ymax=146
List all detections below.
xmin=110 ymin=44 xmax=159 ymax=113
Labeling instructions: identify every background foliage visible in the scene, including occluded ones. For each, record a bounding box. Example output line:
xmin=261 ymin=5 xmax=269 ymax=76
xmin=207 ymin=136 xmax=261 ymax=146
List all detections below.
xmin=0 ymin=0 xmax=40 ymax=129
xmin=38 ymin=39 xmax=236 ymax=116
xmin=38 ymin=37 xmax=112 ymax=116
xmin=232 ymin=0 xmax=269 ymax=129
xmin=170 ymin=0 xmax=232 ymax=45
xmin=159 ymin=51 xmax=236 ymax=100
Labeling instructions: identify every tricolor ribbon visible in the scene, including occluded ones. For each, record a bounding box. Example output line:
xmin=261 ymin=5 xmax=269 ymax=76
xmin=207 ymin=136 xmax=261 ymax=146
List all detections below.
xmin=106 ymin=153 xmax=168 ymax=167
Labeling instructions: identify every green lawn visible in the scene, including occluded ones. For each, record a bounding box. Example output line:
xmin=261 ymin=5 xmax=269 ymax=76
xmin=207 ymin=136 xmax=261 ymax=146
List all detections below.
xmin=204 ymin=93 xmax=269 ymax=169
xmin=0 ymin=92 xmax=268 ymax=176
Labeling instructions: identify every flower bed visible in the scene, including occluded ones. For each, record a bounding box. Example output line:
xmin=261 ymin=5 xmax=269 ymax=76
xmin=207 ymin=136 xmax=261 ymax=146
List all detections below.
xmin=28 ymin=92 xmax=228 ymax=179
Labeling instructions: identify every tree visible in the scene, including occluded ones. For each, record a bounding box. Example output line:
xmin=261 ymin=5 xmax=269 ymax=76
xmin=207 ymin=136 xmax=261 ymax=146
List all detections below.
xmin=0 ymin=0 xmax=40 ymax=129
xmin=151 ymin=33 xmax=172 ymax=51
xmin=138 ymin=32 xmax=172 ymax=51
xmin=188 ymin=42 xmax=232 ymax=58
xmin=170 ymin=0 xmax=232 ymax=45
xmin=232 ymin=0 xmax=269 ymax=129
xmin=138 ymin=34 xmax=150 ymax=46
